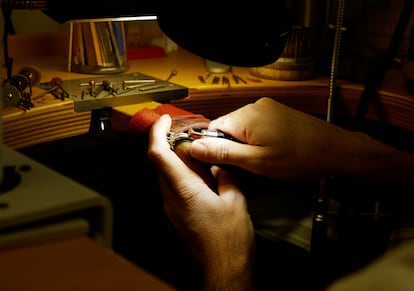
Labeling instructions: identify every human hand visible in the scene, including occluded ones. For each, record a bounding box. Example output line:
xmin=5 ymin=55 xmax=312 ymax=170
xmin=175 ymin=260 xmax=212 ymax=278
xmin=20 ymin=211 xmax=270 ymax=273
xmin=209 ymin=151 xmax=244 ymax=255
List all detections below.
xmin=148 ymin=114 xmax=255 ymax=290
xmin=189 ymin=97 xmax=349 ymax=180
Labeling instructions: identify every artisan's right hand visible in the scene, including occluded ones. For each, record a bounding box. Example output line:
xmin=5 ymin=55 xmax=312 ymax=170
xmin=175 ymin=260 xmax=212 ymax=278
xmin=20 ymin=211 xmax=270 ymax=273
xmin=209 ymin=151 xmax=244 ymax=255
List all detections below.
xmin=189 ymin=97 xmax=359 ymax=181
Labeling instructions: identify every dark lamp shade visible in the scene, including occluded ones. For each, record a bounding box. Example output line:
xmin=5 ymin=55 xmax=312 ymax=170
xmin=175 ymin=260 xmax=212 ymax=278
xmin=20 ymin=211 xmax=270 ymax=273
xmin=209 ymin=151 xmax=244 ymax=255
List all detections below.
xmin=41 ymin=0 xmax=291 ymax=67
xmin=157 ymin=2 xmax=291 ymax=67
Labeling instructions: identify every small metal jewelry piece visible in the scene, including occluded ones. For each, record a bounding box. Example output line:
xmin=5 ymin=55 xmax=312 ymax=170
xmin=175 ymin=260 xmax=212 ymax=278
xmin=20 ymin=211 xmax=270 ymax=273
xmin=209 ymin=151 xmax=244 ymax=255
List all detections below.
xmin=166 ymin=132 xmax=192 ymax=150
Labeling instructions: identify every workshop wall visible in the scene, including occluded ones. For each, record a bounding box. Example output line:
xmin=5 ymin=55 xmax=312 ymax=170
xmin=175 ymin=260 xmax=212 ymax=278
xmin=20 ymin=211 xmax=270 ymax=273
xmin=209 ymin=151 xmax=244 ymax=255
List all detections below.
xmin=2 ymin=10 xmax=69 ymax=34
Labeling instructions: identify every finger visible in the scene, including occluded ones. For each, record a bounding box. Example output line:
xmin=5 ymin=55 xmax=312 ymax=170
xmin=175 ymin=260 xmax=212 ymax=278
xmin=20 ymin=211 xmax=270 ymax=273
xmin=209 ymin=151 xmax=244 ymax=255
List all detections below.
xmin=213 ymin=168 xmax=252 ymax=230
xmin=148 ymin=114 xmax=215 ymax=200
xmin=214 ymin=167 xmax=245 ymax=201
xmin=190 ymin=138 xmax=265 ymax=172
xmin=148 ymin=113 xmax=171 ymax=149
xmin=208 ymin=115 xmax=247 ymax=143
xmin=148 ymin=114 xmax=196 ymax=184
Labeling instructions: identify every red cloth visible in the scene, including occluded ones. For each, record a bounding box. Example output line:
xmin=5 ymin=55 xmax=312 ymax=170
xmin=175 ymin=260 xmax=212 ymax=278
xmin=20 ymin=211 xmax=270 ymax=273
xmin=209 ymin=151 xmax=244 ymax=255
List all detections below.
xmin=127 ymin=47 xmax=166 ymax=60
xmin=128 ymin=103 xmax=210 ymax=134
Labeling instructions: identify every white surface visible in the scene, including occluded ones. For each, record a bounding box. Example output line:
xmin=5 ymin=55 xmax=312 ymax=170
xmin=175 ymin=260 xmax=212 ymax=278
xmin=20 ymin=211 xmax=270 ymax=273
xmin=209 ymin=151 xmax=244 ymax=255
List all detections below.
xmin=0 ymin=144 xmax=113 ymax=248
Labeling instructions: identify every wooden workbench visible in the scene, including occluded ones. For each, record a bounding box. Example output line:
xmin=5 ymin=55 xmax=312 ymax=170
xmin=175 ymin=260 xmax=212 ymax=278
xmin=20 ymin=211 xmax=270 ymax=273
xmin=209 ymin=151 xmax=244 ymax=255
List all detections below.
xmin=3 ymin=32 xmax=414 ymax=149
xmin=0 ymin=235 xmax=177 ymax=291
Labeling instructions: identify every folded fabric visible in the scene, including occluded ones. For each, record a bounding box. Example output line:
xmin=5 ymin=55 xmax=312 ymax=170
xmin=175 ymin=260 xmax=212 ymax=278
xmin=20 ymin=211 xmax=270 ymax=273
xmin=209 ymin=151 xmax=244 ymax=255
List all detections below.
xmin=128 ymin=103 xmax=210 ymax=134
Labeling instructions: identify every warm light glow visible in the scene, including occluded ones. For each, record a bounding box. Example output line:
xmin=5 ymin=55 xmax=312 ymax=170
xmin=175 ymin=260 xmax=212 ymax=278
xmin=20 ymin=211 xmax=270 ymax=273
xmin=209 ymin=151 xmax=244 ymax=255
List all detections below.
xmin=0 ymin=118 xmax=3 ymax=187
xmin=0 ymin=66 xmax=3 ymax=186
xmin=68 ymin=16 xmax=157 ymax=23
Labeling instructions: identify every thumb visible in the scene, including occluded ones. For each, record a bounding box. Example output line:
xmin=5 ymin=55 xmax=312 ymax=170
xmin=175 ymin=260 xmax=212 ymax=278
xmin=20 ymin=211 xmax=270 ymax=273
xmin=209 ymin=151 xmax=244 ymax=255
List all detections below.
xmin=190 ymin=138 xmax=262 ymax=170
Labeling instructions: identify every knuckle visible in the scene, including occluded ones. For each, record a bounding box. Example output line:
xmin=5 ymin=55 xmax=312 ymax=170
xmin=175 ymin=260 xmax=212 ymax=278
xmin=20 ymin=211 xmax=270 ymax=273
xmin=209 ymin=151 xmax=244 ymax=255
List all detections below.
xmin=215 ymin=143 xmax=230 ymax=162
xmin=147 ymin=144 xmax=164 ymax=163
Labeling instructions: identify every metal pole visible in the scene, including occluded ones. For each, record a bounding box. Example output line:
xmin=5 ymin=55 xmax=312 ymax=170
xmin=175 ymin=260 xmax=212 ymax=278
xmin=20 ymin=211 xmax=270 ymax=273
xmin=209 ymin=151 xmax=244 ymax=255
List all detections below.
xmin=310 ymin=0 xmax=346 ymax=287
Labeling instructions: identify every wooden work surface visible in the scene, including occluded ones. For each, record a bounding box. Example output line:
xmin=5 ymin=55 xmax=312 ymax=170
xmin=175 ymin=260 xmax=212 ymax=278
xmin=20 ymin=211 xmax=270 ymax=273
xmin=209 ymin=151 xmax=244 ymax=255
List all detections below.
xmin=3 ymin=33 xmax=414 ymax=149
xmin=111 ymin=49 xmax=414 ymax=133
xmin=0 ymin=235 xmax=176 ymax=291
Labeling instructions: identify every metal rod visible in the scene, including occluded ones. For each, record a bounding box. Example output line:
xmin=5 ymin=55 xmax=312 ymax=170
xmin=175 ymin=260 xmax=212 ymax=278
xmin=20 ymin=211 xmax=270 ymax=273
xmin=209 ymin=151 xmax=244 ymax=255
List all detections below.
xmin=310 ymin=0 xmax=346 ymax=288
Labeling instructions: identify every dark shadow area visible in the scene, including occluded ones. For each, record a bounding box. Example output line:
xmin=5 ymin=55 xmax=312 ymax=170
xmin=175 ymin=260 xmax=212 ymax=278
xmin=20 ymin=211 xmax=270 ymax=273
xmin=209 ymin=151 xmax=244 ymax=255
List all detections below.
xmin=18 ymin=116 xmax=414 ymax=290
xmin=19 ymin=130 xmax=201 ymax=290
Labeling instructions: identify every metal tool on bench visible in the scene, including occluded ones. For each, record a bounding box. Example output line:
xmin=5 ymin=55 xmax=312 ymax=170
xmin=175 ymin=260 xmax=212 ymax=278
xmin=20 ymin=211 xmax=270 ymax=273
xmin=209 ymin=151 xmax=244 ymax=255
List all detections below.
xmin=62 ymin=72 xmax=188 ymax=112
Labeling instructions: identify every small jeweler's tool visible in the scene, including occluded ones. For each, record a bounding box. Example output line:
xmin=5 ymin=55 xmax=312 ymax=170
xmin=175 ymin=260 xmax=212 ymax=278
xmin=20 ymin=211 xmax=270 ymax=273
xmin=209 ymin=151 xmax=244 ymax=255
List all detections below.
xmin=198 ymin=75 xmax=206 ymax=83
xmin=122 ymin=79 xmax=156 ymax=89
xmin=222 ymin=76 xmax=230 ymax=87
xmin=166 ymin=69 xmax=178 ymax=81
xmin=188 ymin=128 xmax=237 ymax=140
xmin=123 ymin=79 xmax=156 ymax=84
xmin=167 ymin=128 xmax=241 ymax=150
